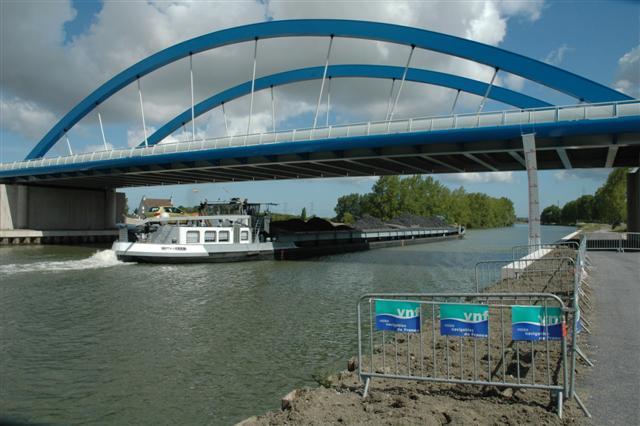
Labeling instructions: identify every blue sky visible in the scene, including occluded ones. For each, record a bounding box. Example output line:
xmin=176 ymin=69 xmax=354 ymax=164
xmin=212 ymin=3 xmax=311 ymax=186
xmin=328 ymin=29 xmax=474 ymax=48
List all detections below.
xmin=1 ymin=0 xmax=638 ymax=217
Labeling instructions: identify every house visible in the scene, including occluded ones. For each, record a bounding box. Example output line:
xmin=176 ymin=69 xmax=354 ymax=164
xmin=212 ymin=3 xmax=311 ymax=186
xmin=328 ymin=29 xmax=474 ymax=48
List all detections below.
xmin=137 ymin=195 xmax=172 ymax=218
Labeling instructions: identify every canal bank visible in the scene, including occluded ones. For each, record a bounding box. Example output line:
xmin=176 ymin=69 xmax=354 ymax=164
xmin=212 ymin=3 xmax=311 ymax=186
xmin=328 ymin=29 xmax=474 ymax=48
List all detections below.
xmin=239 ymin=241 xmax=593 ymax=425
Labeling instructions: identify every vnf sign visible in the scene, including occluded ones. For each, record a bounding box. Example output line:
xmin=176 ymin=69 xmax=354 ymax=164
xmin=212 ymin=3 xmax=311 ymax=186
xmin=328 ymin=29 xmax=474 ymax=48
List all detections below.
xmin=440 ymin=304 xmax=489 ymax=338
xmin=375 ymin=300 xmax=421 ymax=333
xmin=512 ymin=305 xmax=564 ymax=341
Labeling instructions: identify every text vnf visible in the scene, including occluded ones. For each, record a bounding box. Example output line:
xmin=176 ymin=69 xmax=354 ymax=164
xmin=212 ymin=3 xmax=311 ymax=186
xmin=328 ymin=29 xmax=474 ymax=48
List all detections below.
xmin=538 ymin=314 xmax=560 ymax=325
xmin=396 ymin=308 xmax=420 ymax=318
xmin=463 ymin=311 xmax=489 ymax=322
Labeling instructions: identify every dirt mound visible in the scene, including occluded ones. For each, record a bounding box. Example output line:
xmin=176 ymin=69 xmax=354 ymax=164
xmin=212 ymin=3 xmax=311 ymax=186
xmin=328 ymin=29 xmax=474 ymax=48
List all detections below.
xmin=387 ymin=213 xmax=448 ymax=228
xmin=352 ymin=214 xmax=449 ymax=231
xmin=352 ymin=215 xmax=391 ymax=230
xmin=270 ymin=218 xmax=352 ymax=233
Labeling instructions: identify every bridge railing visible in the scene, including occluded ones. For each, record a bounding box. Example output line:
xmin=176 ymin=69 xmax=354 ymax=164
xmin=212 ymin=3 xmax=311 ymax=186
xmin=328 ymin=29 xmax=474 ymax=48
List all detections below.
xmin=2 ymin=99 xmax=639 ymax=172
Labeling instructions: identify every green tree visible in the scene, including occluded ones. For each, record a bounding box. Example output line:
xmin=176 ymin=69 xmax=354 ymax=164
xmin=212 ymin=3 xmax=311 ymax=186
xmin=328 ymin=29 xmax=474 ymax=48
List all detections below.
xmin=300 ymin=207 xmax=307 ymax=221
xmin=561 ymin=200 xmax=579 ymax=224
xmin=574 ymin=195 xmax=595 ymax=222
xmin=334 ymin=175 xmax=516 ymax=229
xmin=594 ymin=168 xmax=627 ymax=224
xmin=541 ymin=205 xmax=561 ymax=224
xmin=334 ymin=193 xmax=364 ymax=221
xmin=341 ymin=212 xmax=355 ymax=224
xmin=368 ymin=176 xmax=403 ymax=220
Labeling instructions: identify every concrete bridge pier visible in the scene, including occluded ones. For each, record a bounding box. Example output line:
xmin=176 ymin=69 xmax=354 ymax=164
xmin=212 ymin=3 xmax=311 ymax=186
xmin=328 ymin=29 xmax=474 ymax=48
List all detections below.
xmin=0 ymin=184 xmax=124 ymax=244
xmin=522 ymin=133 xmax=541 ymax=247
xmin=628 ymin=168 xmax=640 ymax=232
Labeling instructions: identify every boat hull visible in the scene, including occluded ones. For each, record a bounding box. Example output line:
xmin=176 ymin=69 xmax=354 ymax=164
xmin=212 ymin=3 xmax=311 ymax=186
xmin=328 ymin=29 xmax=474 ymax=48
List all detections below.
xmin=113 ymin=241 xmax=283 ymax=263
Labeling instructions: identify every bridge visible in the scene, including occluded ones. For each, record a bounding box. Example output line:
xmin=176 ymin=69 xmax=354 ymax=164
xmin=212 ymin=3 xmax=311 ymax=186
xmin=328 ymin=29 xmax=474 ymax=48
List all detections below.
xmin=0 ymin=20 xmax=638 ymax=236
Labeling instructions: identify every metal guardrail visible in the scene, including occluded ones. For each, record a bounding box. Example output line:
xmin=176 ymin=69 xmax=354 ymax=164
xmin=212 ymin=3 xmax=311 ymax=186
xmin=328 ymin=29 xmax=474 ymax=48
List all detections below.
xmin=357 ymin=292 xmax=569 ymax=417
xmin=1 ymin=99 xmax=638 ymax=172
xmin=584 ymin=232 xmax=640 ymax=252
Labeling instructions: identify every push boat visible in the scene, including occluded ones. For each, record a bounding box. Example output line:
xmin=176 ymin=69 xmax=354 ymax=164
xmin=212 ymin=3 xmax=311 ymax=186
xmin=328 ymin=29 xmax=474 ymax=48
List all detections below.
xmin=113 ymin=201 xmax=290 ymax=263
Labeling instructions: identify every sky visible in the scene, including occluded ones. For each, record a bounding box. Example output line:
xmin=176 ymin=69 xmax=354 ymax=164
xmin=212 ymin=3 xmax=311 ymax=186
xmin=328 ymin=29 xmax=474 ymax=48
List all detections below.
xmin=1 ymin=0 xmax=638 ymax=217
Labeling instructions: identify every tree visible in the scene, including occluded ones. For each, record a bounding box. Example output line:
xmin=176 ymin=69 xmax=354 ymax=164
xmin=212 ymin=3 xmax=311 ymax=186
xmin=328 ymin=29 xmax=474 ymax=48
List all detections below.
xmin=368 ymin=176 xmax=403 ymax=220
xmin=341 ymin=212 xmax=355 ymax=224
xmin=561 ymin=200 xmax=579 ymax=224
xmin=574 ymin=195 xmax=595 ymax=222
xmin=334 ymin=193 xmax=365 ymax=221
xmin=300 ymin=207 xmax=307 ymax=221
xmin=332 ymin=175 xmax=516 ymax=229
xmin=541 ymin=205 xmax=561 ymax=224
xmin=594 ymin=168 xmax=627 ymax=224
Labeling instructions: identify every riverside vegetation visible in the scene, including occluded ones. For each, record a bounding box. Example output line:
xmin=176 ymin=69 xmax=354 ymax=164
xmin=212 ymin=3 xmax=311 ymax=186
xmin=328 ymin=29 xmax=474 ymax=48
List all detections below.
xmin=541 ymin=168 xmax=628 ymax=226
xmin=334 ymin=175 xmax=516 ymax=229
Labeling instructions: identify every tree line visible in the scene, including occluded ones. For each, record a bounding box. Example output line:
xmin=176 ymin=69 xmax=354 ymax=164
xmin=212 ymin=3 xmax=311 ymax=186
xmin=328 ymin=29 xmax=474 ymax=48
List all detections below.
xmin=541 ymin=168 xmax=628 ymax=225
xmin=334 ymin=175 xmax=516 ymax=229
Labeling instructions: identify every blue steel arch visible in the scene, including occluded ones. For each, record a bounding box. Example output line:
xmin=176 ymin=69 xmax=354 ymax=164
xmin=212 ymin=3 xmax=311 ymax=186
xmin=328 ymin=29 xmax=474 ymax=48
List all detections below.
xmin=26 ymin=19 xmax=632 ymax=159
xmin=143 ymin=64 xmax=552 ymax=147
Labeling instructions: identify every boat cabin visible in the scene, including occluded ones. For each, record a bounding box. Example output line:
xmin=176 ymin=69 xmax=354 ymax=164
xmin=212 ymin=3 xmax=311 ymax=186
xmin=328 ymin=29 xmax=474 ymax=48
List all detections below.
xmin=178 ymin=225 xmax=252 ymax=245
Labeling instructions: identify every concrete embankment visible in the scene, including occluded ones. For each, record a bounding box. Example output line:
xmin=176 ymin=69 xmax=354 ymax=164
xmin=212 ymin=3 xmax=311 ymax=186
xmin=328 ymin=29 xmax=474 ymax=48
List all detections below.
xmin=0 ymin=229 xmax=118 ymax=245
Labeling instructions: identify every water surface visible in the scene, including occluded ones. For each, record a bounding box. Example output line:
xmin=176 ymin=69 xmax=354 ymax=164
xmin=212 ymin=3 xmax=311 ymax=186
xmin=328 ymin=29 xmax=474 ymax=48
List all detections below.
xmin=0 ymin=224 xmax=575 ymax=424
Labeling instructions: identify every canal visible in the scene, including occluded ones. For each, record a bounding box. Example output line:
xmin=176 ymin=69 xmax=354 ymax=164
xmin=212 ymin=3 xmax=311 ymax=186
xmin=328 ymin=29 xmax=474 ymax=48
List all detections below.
xmin=0 ymin=224 xmax=575 ymax=424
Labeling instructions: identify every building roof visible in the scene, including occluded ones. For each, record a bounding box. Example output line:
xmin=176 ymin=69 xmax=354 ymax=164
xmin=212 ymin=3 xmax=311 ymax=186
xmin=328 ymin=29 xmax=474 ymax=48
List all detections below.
xmin=142 ymin=198 xmax=172 ymax=207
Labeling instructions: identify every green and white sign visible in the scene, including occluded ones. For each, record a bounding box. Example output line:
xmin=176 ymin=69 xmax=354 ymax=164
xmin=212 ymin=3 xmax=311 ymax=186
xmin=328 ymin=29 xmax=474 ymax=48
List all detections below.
xmin=511 ymin=305 xmax=563 ymax=341
xmin=439 ymin=303 xmax=489 ymax=338
xmin=375 ymin=299 xmax=421 ymax=333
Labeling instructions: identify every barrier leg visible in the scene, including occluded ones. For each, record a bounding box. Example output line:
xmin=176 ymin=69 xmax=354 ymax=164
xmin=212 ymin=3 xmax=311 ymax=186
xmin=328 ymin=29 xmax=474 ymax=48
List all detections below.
xmin=557 ymin=391 xmax=563 ymax=419
xmin=574 ymin=392 xmax=592 ymax=418
xmin=362 ymin=377 xmax=371 ymax=398
xmin=575 ymin=346 xmax=594 ymax=367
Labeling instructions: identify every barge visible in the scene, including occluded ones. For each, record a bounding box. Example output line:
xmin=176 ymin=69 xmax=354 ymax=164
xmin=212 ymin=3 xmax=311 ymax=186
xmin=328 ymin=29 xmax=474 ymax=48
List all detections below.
xmin=112 ymin=201 xmax=464 ymax=263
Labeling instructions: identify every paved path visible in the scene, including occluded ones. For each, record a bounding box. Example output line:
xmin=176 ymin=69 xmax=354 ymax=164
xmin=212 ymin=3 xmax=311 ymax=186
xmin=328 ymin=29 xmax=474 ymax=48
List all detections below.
xmin=583 ymin=251 xmax=640 ymax=425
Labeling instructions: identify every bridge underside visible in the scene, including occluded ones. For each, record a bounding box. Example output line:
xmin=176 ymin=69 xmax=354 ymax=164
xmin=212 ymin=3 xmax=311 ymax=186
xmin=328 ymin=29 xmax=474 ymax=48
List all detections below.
xmin=3 ymin=127 xmax=638 ymax=189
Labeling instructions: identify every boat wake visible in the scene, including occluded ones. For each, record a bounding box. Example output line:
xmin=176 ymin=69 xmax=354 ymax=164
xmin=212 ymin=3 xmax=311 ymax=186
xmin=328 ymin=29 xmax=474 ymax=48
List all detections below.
xmin=0 ymin=250 xmax=131 ymax=275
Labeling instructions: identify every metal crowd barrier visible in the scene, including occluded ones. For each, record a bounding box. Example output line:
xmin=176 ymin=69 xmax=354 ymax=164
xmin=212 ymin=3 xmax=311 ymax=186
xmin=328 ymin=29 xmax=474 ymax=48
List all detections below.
xmin=585 ymin=232 xmax=640 ymax=252
xmin=357 ymin=293 xmax=569 ymax=417
xmin=474 ymin=257 xmax=575 ymax=298
xmin=355 ymin=236 xmax=603 ymax=417
xmin=485 ymin=240 xmax=592 ymax=416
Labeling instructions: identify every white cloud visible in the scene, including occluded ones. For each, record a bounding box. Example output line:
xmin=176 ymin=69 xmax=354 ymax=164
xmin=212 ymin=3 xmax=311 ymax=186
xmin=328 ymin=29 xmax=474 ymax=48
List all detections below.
xmin=553 ymin=169 xmax=611 ymax=182
xmin=499 ymin=72 xmax=526 ymax=91
xmin=544 ymin=44 xmax=572 ymax=66
xmin=496 ymin=0 xmax=545 ymax=22
xmin=0 ymin=97 xmax=58 ymax=140
xmin=1 ymin=0 xmax=547 ymax=153
xmin=442 ymin=171 xmax=514 ymax=184
xmin=614 ymin=45 xmax=640 ymax=98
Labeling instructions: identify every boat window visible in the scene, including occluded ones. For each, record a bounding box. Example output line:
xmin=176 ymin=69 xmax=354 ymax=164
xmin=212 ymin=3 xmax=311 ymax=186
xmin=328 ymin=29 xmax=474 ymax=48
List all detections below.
xmin=219 ymin=230 xmax=230 ymax=242
xmin=240 ymin=230 xmax=249 ymax=241
xmin=204 ymin=231 xmax=216 ymax=242
xmin=149 ymin=207 xmax=159 ymax=212
xmin=186 ymin=230 xmax=200 ymax=243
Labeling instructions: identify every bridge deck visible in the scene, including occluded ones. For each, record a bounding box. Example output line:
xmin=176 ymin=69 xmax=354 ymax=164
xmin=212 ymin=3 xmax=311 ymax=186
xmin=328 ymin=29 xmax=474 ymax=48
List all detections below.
xmin=1 ymin=100 xmax=638 ymax=189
